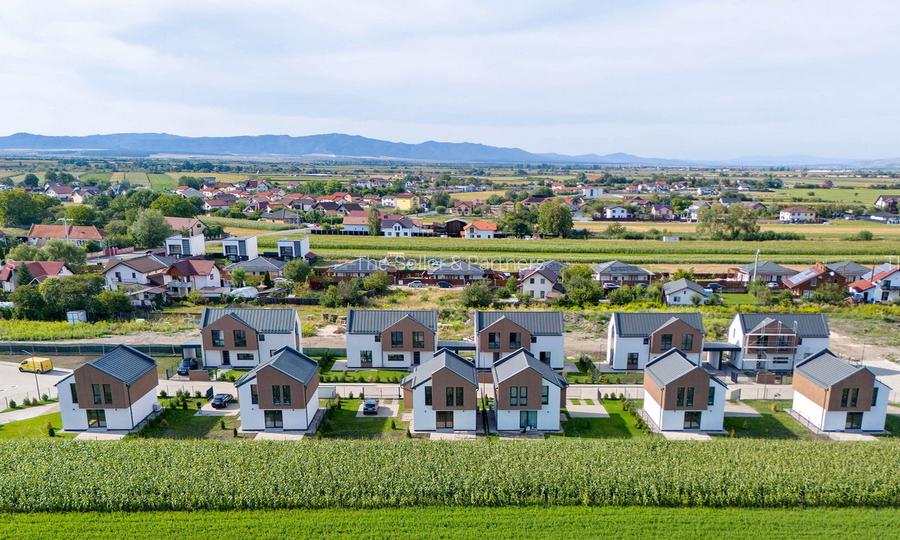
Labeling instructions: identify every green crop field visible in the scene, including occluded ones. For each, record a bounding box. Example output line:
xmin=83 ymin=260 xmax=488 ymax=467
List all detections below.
xmin=124 ymin=172 xmax=150 ymax=186
xmin=148 ymin=173 xmax=178 ymax=192
xmin=78 ymin=172 xmax=112 ymax=183
xmin=755 ymin=187 xmax=887 ymax=205
xmin=200 ymin=216 xmax=297 ymax=231
xmin=3 ymin=507 xmax=897 ymax=539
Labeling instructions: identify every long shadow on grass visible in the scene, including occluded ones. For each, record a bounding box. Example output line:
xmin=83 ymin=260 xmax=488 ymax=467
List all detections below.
xmin=724 ymin=413 xmax=802 ymax=439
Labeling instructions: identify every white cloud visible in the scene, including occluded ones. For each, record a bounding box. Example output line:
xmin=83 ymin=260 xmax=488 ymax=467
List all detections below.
xmin=0 ymin=0 xmax=898 ymax=158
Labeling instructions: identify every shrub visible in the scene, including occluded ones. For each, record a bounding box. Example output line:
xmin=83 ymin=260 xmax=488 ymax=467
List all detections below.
xmin=221 ymin=420 xmax=226 ymax=430
xmin=770 ymin=403 xmax=780 ymax=413
xmin=41 ymin=394 xmax=49 ymax=402
xmin=30 ymin=398 xmax=37 ymax=406
xmin=8 ymin=400 xmax=16 ymax=409
xmin=159 ymin=390 xmax=168 ymax=399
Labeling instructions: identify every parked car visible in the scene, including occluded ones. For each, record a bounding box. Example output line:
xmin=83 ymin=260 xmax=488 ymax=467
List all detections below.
xmin=437 ymin=281 xmax=452 ymax=288
xmin=176 ymin=358 xmax=199 ymax=376
xmin=407 ymin=280 xmax=425 ymax=288
xmin=211 ymin=393 xmax=233 ymax=409
xmin=18 ymin=357 xmax=53 ymax=373
xmin=706 ymin=283 xmax=722 ymax=292
xmin=362 ymin=399 xmax=379 ymax=415
xmin=602 ymin=282 xmax=621 ymax=290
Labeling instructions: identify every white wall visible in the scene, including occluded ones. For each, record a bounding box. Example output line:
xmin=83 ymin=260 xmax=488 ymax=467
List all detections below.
xmin=494 ymin=383 xmax=560 ymax=431
xmin=607 ymin=334 xmax=647 ymax=370
xmin=665 ymin=289 xmax=706 ymax=306
xmin=793 ymin=381 xmax=889 ymax=432
xmin=863 ymin=381 xmax=889 ymax=431
xmin=532 ymin=335 xmax=565 ymax=369
xmin=56 ymin=375 xmax=158 ymax=431
xmin=346 ymin=334 xmax=381 ymax=368
xmin=238 ymin=380 xmax=317 ymax=431
xmin=521 ymin=277 xmax=554 ymax=300
xmin=643 ymin=385 xmax=724 ymax=431
xmin=57 ymin=375 xmax=87 ymax=431
xmin=105 ymin=265 xmax=152 ymax=290
xmin=701 ymin=384 xmax=725 ymax=431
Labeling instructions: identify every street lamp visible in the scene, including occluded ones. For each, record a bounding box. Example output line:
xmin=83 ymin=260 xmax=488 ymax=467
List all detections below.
xmin=22 ymin=350 xmax=40 ymax=400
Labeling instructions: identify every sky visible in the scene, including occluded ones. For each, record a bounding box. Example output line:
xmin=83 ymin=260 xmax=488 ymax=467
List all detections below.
xmin=1 ymin=0 xmax=899 ymax=160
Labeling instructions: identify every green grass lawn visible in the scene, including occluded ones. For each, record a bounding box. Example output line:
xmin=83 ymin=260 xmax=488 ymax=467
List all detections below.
xmin=136 ymin=398 xmax=240 ymax=440
xmin=148 ymin=173 xmax=178 ymax=192
xmin=319 ymin=398 xmax=408 ymax=439
xmin=885 ymin=414 xmax=900 ymax=437
xmin=724 ymin=400 xmax=815 ymax=439
xmin=5 ymin=506 xmax=896 ymax=539
xmin=2 ymin=398 xmax=57 ymax=413
xmin=320 ymin=369 xmax=407 ymax=383
xmin=598 ymin=372 xmax=644 ymax=385
xmin=0 ymin=413 xmax=73 ymax=440
xmin=555 ymin=399 xmax=648 ymax=439
xmin=722 ymin=293 xmax=757 ymax=306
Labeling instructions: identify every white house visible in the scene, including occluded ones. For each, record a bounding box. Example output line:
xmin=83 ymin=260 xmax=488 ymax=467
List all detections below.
xmin=199 ymin=307 xmax=302 ymax=368
xmin=604 ymin=206 xmax=631 ymax=219
xmin=848 ymin=265 xmax=900 ymax=304
xmin=643 ymin=349 xmax=726 ymax=432
xmin=463 ymin=220 xmax=497 ymax=239
xmin=277 ymin=238 xmax=311 ymax=260
xmin=492 ymin=348 xmax=568 ymax=432
xmin=662 ymin=278 xmax=709 ymax=306
xmin=103 ymin=254 xmax=172 ymax=291
xmin=730 ymin=261 xmax=797 ymax=285
xmin=581 ymin=186 xmax=603 ymax=199
xmin=591 ymin=261 xmax=654 ymax=287
xmin=235 ymin=347 xmax=320 ymax=432
xmin=401 ymin=349 xmax=478 ymax=432
xmin=726 ymin=313 xmax=830 ymax=371
xmin=0 ymin=261 xmax=74 ymax=292
xmin=345 ymin=309 xmax=437 ymax=369
xmin=165 ymin=234 xmax=206 ymax=258
xmin=791 ymin=349 xmax=889 ymax=432
xmin=518 ymin=261 xmax=565 ymax=301
xmin=474 ymin=311 xmax=565 ymax=369
xmin=779 ymin=206 xmax=816 ymax=223
xmin=55 ymin=346 xmax=159 ymax=432
xmin=606 ymin=312 xmax=704 ymax=370
xmin=381 ymin=217 xmax=421 ymax=237
xmin=221 ymin=236 xmax=259 ymax=262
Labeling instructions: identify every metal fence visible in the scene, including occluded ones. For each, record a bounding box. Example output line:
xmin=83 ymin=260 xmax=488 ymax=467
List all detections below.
xmin=320 ymin=385 xmax=402 ymax=399
xmin=0 ymin=342 xmax=189 ymax=356
xmin=727 ymin=386 xmax=793 ymax=401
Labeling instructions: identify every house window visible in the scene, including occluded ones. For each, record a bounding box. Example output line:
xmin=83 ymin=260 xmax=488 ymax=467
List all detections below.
xmin=237 ymin=353 xmax=254 ymax=361
xmin=519 ymin=386 xmax=527 ymax=406
xmin=510 ymin=386 xmax=518 ymax=406
xmin=676 ymin=387 xmax=685 ymax=407
xmin=488 ymin=332 xmax=500 ymax=349
xmin=412 ymin=331 xmax=425 ymax=349
xmin=360 ymin=351 xmax=373 ymax=364
xmin=530 ymin=336 xmax=537 ymax=344
xmin=642 ymin=337 xmax=650 ymax=345
xmin=757 ymin=335 xmax=769 ymax=347
xmin=850 ymin=388 xmax=859 ymax=408
xmin=102 ymin=384 xmax=113 ymax=404
xmin=446 ymin=387 xmax=454 ymax=407
xmin=529 ymin=278 xmax=535 ymax=284
xmin=456 ymin=387 xmax=464 ymax=406
xmin=211 ymin=330 xmax=224 ymax=347
xmin=627 ymin=353 xmax=639 ymax=369
xmin=681 ymin=334 xmax=693 ymax=351
xmin=391 ymin=331 xmax=403 ymax=348
xmin=777 ymin=336 xmax=789 ymax=349
xmin=250 ymin=384 xmax=258 ymax=405
xmin=387 ymin=354 xmax=404 ymax=362
xmin=234 ymin=330 xmax=247 ymax=347
xmin=424 ymin=386 xmax=432 ymax=406
xmin=540 ymin=351 xmax=551 ymax=364
xmin=840 ymin=388 xmax=849 ymax=407
xmin=282 ymin=385 xmax=291 ymax=406
xmin=92 ymin=384 xmax=101 ymax=405
xmin=509 ymin=332 xmax=521 ymax=349
xmin=374 ymin=334 xmax=381 ymax=342
xmin=259 ymin=334 xmax=265 ymax=341
xmin=541 ymin=386 xmax=549 ymax=405
xmin=661 ymin=334 xmax=673 ymax=350
xmin=272 ymin=385 xmax=281 ymax=406
xmin=70 ymin=383 xmax=78 ymax=403
xmin=686 ymin=387 xmax=694 ymax=407
xmin=708 ymin=386 xmax=715 ymax=406
xmin=872 ymin=387 xmax=879 ymax=406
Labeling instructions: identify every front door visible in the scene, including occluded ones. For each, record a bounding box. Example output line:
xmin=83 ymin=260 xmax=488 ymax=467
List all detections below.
xmin=87 ymin=409 xmax=107 ymax=429
xmin=845 ymin=412 xmax=863 ymax=430
xmin=222 ymin=350 xmax=231 ymax=366
xmin=436 ymin=411 xmax=453 ymax=429
xmin=264 ymin=410 xmax=283 ymax=429
xmin=627 ymin=353 xmax=639 ymax=370
xmin=413 ymin=352 xmax=421 ymax=366
xmin=519 ymin=410 xmax=537 ymax=430
xmin=683 ymin=411 xmax=701 ymax=430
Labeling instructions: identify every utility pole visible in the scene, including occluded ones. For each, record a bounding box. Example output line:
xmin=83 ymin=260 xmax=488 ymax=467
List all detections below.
xmin=752 ymin=249 xmax=760 ymax=283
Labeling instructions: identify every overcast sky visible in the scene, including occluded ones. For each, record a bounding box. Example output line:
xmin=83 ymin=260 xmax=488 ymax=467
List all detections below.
xmin=1 ymin=0 xmax=899 ymax=159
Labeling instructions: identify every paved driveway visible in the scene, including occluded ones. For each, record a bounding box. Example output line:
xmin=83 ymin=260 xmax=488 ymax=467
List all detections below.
xmin=0 ymin=403 xmax=60 ymax=425
xmin=0 ymin=362 xmax=70 ymax=405
xmin=566 ymin=401 xmax=609 ymax=418
xmin=355 ymin=400 xmax=399 ymax=418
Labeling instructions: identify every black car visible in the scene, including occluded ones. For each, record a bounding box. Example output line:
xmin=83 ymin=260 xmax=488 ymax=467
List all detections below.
xmin=362 ymin=399 xmax=379 ymax=415
xmin=437 ymin=281 xmax=452 ymax=288
xmin=176 ymin=358 xmax=199 ymax=376
xmin=211 ymin=393 xmax=233 ymax=409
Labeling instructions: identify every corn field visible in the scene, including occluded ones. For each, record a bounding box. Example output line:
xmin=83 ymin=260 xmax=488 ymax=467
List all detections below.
xmin=0 ymin=439 xmax=897 ymax=512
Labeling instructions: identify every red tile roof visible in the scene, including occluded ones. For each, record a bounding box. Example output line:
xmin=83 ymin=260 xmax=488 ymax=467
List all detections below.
xmin=27 ymin=224 xmax=103 ymax=241
xmin=168 ymin=258 xmax=217 ymax=277
xmin=0 ymin=261 xmax=69 ymax=282
xmin=464 ymin=220 xmax=498 ymax=231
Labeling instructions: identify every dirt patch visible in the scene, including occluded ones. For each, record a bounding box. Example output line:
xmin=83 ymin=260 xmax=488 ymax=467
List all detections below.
xmin=305 ymin=324 xmax=346 ymax=349
xmin=829 ymin=329 xmax=897 ymax=364
xmin=565 ymin=331 xmax=605 ymax=357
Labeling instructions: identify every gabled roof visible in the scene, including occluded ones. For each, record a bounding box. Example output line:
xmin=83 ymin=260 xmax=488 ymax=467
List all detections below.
xmin=260 ymin=209 xmax=299 ymax=219
xmin=235 ymin=347 xmax=318 ymax=387
xmin=427 ymin=261 xmax=485 ymax=277
xmin=0 ymin=261 xmax=70 ymax=282
xmin=201 ymin=307 xmax=297 ymax=334
xmin=330 ymin=257 xmax=391 ymax=274
xmin=226 ymin=256 xmax=285 ymax=273
xmin=612 ymin=312 xmax=703 ymax=337
xmin=780 ymin=205 xmax=815 ymax=213
xmin=736 ymin=313 xmax=829 ymax=338
xmin=519 ymin=266 xmax=560 ymax=284
xmin=464 ymin=220 xmax=497 ymax=231
xmin=795 ymin=348 xmax=874 ymax=388
xmin=862 ymin=263 xmax=897 ymax=280
xmin=736 ymin=260 xmax=796 ymax=276
xmin=783 ymin=266 xmax=827 ymax=288
xmin=63 ymin=345 xmax=156 ymax=385
xmin=646 ymin=349 xmax=726 ymax=388
xmin=401 ymin=349 xmax=476 ymax=388
xmin=27 ymin=224 xmax=103 ymax=241
xmin=164 ymin=217 xmax=203 ymax=232
xmin=591 ymin=260 xmax=653 ymax=277
xmin=662 ymin=278 xmax=707 ymax=296
xmin=168 ymin=258 xmax=217 ymax=277
xmin=476 ymin=311 xmax=564 ymax=335
xmin=848 ymin=279 xmax=875 ymax=292
xmin=103 ymin=254 xmax=173 ymax=274
xmin=347 ymin=309 xmax=437 ymax=334
xmin=491 ymin=348 xmax=567 ymax=388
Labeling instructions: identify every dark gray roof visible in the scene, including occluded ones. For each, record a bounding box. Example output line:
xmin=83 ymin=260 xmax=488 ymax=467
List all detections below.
xmin=86 ymin=345 xmax=156 ymax=384
xmin=330 ymin=257 xmax=390 ymax=274
xmin=401 ymin=349 xmax=477 ymax=388
xmin=825 ymin=261 xmax=870 ymax=277
xmin=476 ymin=311 xmax=564 ymax=335
xmin=702 ymin=342 xmax=742 ymax=352
xmin=737 ymin=313 xmax=829 ymax=338
xmin=591 ymin=261 xmax=653 ymax=276
xmin=261 ymin=209 xmax=298 ymax=219
xmin=612 ymin=312 xmax=703 ymax=337
xmin=795 ymin=349 xmax=871 ymax=388
xmin=662 ymin=278 xmax=707 ymax=296
xmin=427 ymin=261 xmax=485 ymax=277
xmin=347 ymin=309 xmax=437 ymax=334
xmin=491 ymin=348 xmax=567 ymax=388
xmin=235 ymin=347 xmax=318 ymax=387
xmin=645 ymin=349 xmax=698 ymax=386
xmin=201 ymin=307 xmax=297 ymax=334
xmin=736 ymin=260 xmax=796 ymax=276
xmin=226 ymin=257 xmax=285 ymax=272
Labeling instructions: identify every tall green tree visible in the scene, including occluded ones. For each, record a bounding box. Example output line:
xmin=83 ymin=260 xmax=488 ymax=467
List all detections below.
xmin=367 ymin=207 xmax=381 ymax=236
xmin=14 ymin=264 xmax=35 ymax=287
xmin=65 ymin=204 xmax=99 ymax=226
xmin=150 ymin=194 xmax=200 ymax=218
xmin=538 ymin=199 xmax=573 ymax=238
xmin=21 ymin=174 xmax=39 ymax=188
xmin=129 ymin=209 xmax=173 ymax=248
xmin=697 ymin=204 xmax=760 ymax=240
xmin=43 ymin=240 xmax=87 ymax=266
xmin=0 ymin=190 xmax=44 ymax=226
xmin=283 ymin=258 xmax=311 ymax=283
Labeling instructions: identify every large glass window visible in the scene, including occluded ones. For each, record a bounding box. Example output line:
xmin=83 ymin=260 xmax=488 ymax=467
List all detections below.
xmin=661 ymin=334 xmax=673 ymax=350
xmin=541 ymin=386 xmax=549 ymax=405
xmin=86 ymin=409 xmax=106 ymax=428
xmin=686 ymin=387 xmax=694 ymax=407
xmin=488 ymin=332 xmax=500 ymax=349
xmin=102 ymin=384 xmax=113 ymax=404
xmin=282 ymin=385 xmax=291 ymax=406
xmin=424 ymin=386 xmax=432 ymax=406
xmin=708 ymin=386 xmax=715 ymax=406
xmin=519 ymin=386 xmax=527 ymax=406
xmin=211 ymin=330 xmax=224 ymax=347
xmin=250 ymin=384 xmax=258 ymax=405
xmin=446 ymin=387 xmax=454 ymax=407
xmin=70 ymin=383 xmax=78 ymax=404
xmin=233 ymin=330 xmax=247 ymax=347
xmin=872 ymin=387 xmax=879 ymax=406
xmin=455 ymin=387 xmax=464 ymax=406
xmin=272 ymin=385 xmax=281 ymax=406
xmin=391 ymin=331 xmax=403 ymax=348
xmin=840 ymin=388 xmax=849 ymax=407
xmin=509 ymin=386 xmax=518 ymax=406
xmin=509 ymin=332 xmax=521 ymax=349
xmin=91 ymin=384 xmax=101 ymax=405
xmin=360 ymin=350 xmax=372 ymax=364
xmin=850 ymin=388 xmax=859 ymax=408
xmin=676 ymin=387 xmax=685 ymax=407
xmin=412 ymin=332 xmax=425 ymax=349
xmin=681 ymin=334 xmax=693 ymax=351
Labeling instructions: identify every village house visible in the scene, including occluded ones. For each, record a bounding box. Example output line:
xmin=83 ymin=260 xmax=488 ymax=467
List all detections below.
xmin=874 ymin=194 xmax=900 ymax=212
xmin=276 ymin=238 xmax=311 ymax=260
xmin=164 ymin=217 xmax=206 ymax=237
xmin=606 ymin=312 xmax=704 ymax=370
xmin=165 ymin=258 xmax=225 ymax=299
xmin=518 ymin=261 xmax=565 ymax=301
xmin=426 ymin=261 xmax=485 ymax=284
xmin=341 ymin=211 xmax=370 ymax=233
xmin=71 ymin=186 xmax=101 ymax=204
xmin=474 ymin=311 xmax=565 ymax=369
xmin=235 ymin=347 xmax=320 ymax=431
xmin=441 ymin=218 xmax=467 ymax=237
xmin=870 ymin=212 xmax=900 ymax=224
xmin=662 ymin=278 xmax=709 ymax=306
xmin=782 ymin=262 xmax=867 ymax=298
xmin=848 ymin=265 xmax=900 ymax=303
xmin=450 ymin=200 xmax=476 ymax=216
xmin=327 ymin=258 xmax=395 ymax=280
xmin=102 ymin=254 xmax=172 ymax=304
xmin=791 ymin=348 xmax=889 ymax=432
xmin=491 ymin=348 xmax=568 ymax=432
xmin=401 ymin=349 xmax=478 ymax=432
xmin=684 ymin=201 xmax=713 ymax=222
xmin=381 ymin=216 xmax=422 ymax=237
xmin=591 ymin=260 xmax=654 ymax=287
xmin=643 ymin=349 xmax=726 ymax=432
xmin=203 ymin=199 xmax=232 ymax=212
xmin=463 ymin=220 xmax=497 ymax=239
xmin=0 ymin=261 xmax=74 ymax=292
xmin=226 ymin=257 xmax=285 ymax=278
xmin=221 ymin=236 xmax=258 ymax=262
xmin=164 ymin=234 xmax=206 ymax=258
xmin=581 ymin=186 xmax=603 ymax=198
xmin=43 ymin=182 xmax=75 ymax=201
xmin=604 ymin=205 xmax=631 ymax=219
xmin=198 ymin=307 xmax=302 ymax=368
xmin=779 ymin=206 xmax=816 ymax=223
xmin=726 ymin=313 xmax=830 ymax=371
xmin=173 ymin=186 xmax=203 ymax=199
xmin=260 ymin=208 xmax=301 ymax=225
xmin=345 ymin=309 xmax=438 ymax=369
xmin=729 ymin=260 xmax=797 ymax=285
xmin=27 ymin=224 xmax=103 ymax=247
xmin=649 ymin=204 xmax=675 ymax=221
xmin=55 ymin=346 xmax=159 ymax=432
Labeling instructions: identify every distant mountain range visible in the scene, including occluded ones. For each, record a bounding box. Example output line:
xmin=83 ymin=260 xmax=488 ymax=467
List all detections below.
xmin=0 ymin=132 xmax=896 ymax=168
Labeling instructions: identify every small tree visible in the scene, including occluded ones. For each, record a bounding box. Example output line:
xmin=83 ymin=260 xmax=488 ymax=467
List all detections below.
xmin=461 ymin=281 xmax=494 ymax=308
xmin=367 ymin=207 xmax=381 ymax=236
xmin=15 ymin=264 xmax=35 ymax=287
xmin=283 ymin=258 xmax=311 ymax=283
xmin=231 ymin=267 xmax=247 ymax=288
xmin=363 ymin=271 xmax=391 ymax=295
xmin=129 ymin=209 xmax=174 ymax=249
xmin=262 ymin=271 xmax=274 ymax=288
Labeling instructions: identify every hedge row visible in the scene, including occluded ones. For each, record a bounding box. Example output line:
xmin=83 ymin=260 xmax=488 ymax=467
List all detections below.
xmin=0 ymin=439 xmax=897 ymax=512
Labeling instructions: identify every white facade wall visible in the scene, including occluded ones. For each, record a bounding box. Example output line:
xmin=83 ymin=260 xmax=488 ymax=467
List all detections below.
xmin=410 ymin=384 xmax=478 ymax=432
xmin=203 ymin=330 xmax=299 ymax=368
xmin=346 ymin=334 xmax=434 ymax=368
xmin=521 ymin=276 xmax=555 ymax=300
xmin=792 ymin=381 xmax=889 ymax=432
xmin=476 ymin=336 xmax=564 ymax=369
xmin=643 ymin=385 xmax=724 ymax=431
xmin=165 ymin=235 xmax=206 ymax=257
xmin=665 ymin=288 xmax=706 ymax=306
xmin=105 ymin=266 xmax=152 ymax=290
xmin=57 ymin=375 xmax=158 ymax=431
xmin=464 ymin=228 xmax=495 ymax=239
xmin=494 ymin=383 xmax=561 ymax=431
xmin=606 ymin=328 xmax=647 ymax=369
xmin=342 ymin=224 xmax=369 ymax=233
xmin=238 ymin=381 xmax=317 ymax=431
xmin=604 ymin=207 xmax=630 ymax=219
xmin=727 ymin=318 xmax=829 ymax=370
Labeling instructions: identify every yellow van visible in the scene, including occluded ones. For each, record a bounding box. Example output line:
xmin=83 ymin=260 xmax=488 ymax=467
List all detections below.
xmin=18 ymin=357 xmax=53 ymax=373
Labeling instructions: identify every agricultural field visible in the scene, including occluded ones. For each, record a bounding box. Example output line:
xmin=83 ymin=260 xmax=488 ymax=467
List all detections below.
xmin=577 ymin=218 xmax=900 ymax=240
xmin=148 ymin=173 xmax=177 ymax=191
xmin=0 ymin=318 xmax=194 ymax=341
xmin=3 ymin=507 xmax=896 ymax=539
xmin=78 ymin=172 xmax=112 ymax=183
xmin=0 ymin=413 xmax=72 ymax=440
xmin=754 ymin=187 xmax=887 ymax=205
xmin=200 ymin=216 xmax=297 ymax=232
xmin=0 ymin=439 xmax=896 ymax=512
